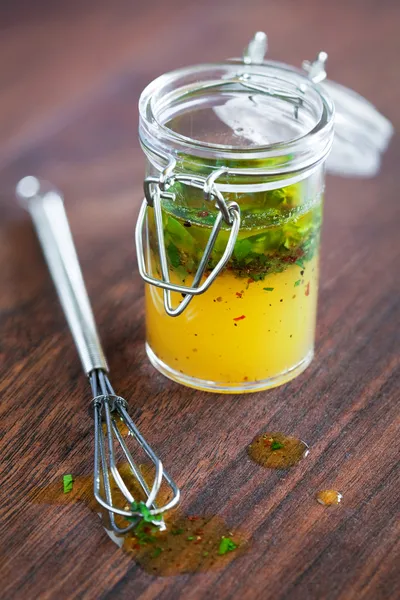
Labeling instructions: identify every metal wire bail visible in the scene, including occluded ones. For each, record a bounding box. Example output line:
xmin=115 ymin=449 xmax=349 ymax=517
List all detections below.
xmin=135 ymin=164 xmax=241 ymax=317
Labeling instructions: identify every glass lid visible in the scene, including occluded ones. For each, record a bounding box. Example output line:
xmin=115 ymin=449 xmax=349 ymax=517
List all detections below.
xmin=321 ymin=78 xmax=393 ymax=177
xmin=301 ymin=49 xmax=393 ymax=177
xmin=214 ymin=32 xmax=394 ymax=177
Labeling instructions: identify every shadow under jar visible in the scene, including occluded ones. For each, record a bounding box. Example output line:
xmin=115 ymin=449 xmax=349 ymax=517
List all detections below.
xmin=137 ymin=61 xmax=334 ymax=393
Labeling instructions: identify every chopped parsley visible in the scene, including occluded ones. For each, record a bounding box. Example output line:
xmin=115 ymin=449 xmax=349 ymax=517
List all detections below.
xmin=166 ymin=243 xmax=181 ymax=268
xmin=270 ymin=441 xmax=284 ymax=451
xmin=152 ymin=547 xmax=163 ymax=558
xmin=247 ymin=271 xmax=266 ymax=282
xmin=63 ymin=474 xmax=74 ymax=494
xmin=127 ymin=501 xmax=163 ymax=523
xmin=294 ymin=279 xmax=301 ymax=287
xmin=130 ymin=520 xmax=158 ymax=545
xmin=218 ymin=536 xmax=238 ymax=555
xmin=263 ymin=287 xmax=274 ymax=292
xmin=148 ymin=180 xmax=322 ymax=281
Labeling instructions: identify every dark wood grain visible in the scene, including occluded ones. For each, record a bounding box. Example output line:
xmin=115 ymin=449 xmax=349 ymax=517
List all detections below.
xmin=0 ymin=0 xmax=399 ymax=598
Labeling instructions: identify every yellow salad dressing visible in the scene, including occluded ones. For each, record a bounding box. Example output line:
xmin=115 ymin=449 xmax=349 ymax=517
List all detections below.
xmin=146 ymin=256 xmax=318 ymax=391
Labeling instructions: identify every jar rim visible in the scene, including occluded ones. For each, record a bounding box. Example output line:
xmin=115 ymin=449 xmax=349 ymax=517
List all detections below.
xmin=139 ymin=60 xmax=335 ymax=174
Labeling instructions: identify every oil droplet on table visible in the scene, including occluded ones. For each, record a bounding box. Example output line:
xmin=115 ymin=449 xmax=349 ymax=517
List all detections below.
xmin=316 ymin=490 xmax=343 ymax=506
xmin=248 ymin=431 xmax=309 ymax=469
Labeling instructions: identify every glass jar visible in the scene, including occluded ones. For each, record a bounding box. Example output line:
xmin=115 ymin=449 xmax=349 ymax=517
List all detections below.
xmin=136 ymin=56 xmax=334 ymax=393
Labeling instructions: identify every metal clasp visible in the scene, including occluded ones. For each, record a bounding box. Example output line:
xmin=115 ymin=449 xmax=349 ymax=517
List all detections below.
xmin=243 ymin=31 xmax=268 ymax=65
xmin=135 ymin=163 xmax=241 ymax=317
xmin=237 ymin=32 xmax=303 ymax=112
xmin=302 ymin=51 xmax=328 ymax=83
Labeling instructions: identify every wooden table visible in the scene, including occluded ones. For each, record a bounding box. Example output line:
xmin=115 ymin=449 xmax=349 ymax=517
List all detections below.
xmin=0 ymin=1 xmax=399 ymax=598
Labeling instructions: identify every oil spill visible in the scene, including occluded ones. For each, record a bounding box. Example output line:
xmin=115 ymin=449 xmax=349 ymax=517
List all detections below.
xmin=30 ymin=463 xmax=248 ymax=576
xmin=122 ymin=514 xmax=247 ymax=576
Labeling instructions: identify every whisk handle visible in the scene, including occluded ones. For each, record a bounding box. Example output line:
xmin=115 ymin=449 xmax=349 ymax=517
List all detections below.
xmin=16 ymin=177 xmax=109 ymax=375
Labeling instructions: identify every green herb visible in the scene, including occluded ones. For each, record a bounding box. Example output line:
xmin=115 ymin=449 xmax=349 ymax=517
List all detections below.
xmin=136 ymin=532 xmax=157 ymax=545
xmin=264 ymin=188 xmax=287 ymax=207
xmin=131 ymin=520 xmax=158 ymax=545
xmin=152 ymin=547 xmax=163 ymax=558
xmin=164 ymin=215 xmax=195 ymax=250
xmin=202 ymin=551 xmax=209 ymax=557
xmin=263 ymin=287 xmax=274 ymax=292
xmin=166 ymin=243 xmax=181 ymax=268
xmin=247 ymin=271 xmax=265 ymax=282
xmin=218 ymin=536 xmax=238 ymax=555
xmin=150 ymin=186 xmax=322 ymax=281
xmin=270 ymin=441 xmax=284 ymax=451
xmin=127 ymin=501 xmax=163 ymax=523
xmin=234 ymin=238 xmax=253 ymax=261
xmin=294 ymin=280 xmax=301 ymax=287
xmin=171 ymin=528 xmax=185 ymax=536
xmin=63 ymin=474 xmax=74 ymax=494
xmin=187 ymin=536 xmax=195 ymax=541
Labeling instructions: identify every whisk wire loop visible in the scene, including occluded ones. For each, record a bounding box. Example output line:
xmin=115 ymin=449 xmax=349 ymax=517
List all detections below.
xmin=90 ymin=369 xmax=180 ymax=533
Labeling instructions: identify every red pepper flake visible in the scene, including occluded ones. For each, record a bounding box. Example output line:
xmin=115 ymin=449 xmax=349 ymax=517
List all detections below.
xmin=281 ymin=255 xmax=297 ymax=264
xmin=233 ymin=315 xmax=246 ymax=321
xmin=197 ymin=210 xmax=209 ymax=217
xmin=305 ymin=282 xmax=310 ymax=296
xmin=188 ymin=516 xmax=199 ymax=521
xmin=247 ymin=278 xmax=255 ymax=285
xmin=131 ymin=543 xmax=140 ymax=551
xmin=236 ymin=292 xmax=243 ymax=298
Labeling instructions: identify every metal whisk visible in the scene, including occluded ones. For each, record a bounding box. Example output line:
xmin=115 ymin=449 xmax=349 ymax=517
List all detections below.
xmin=16 ymin=176 xmax=180 ymax=533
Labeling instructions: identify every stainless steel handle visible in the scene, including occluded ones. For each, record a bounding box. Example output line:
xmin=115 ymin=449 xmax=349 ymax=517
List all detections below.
xmin=16 ymin=176 xmax=108 ymax=374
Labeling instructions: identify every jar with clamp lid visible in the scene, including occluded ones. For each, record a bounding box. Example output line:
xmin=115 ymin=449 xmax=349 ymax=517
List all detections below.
xmin=135 ymin=34 xmax=335 ymax=393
